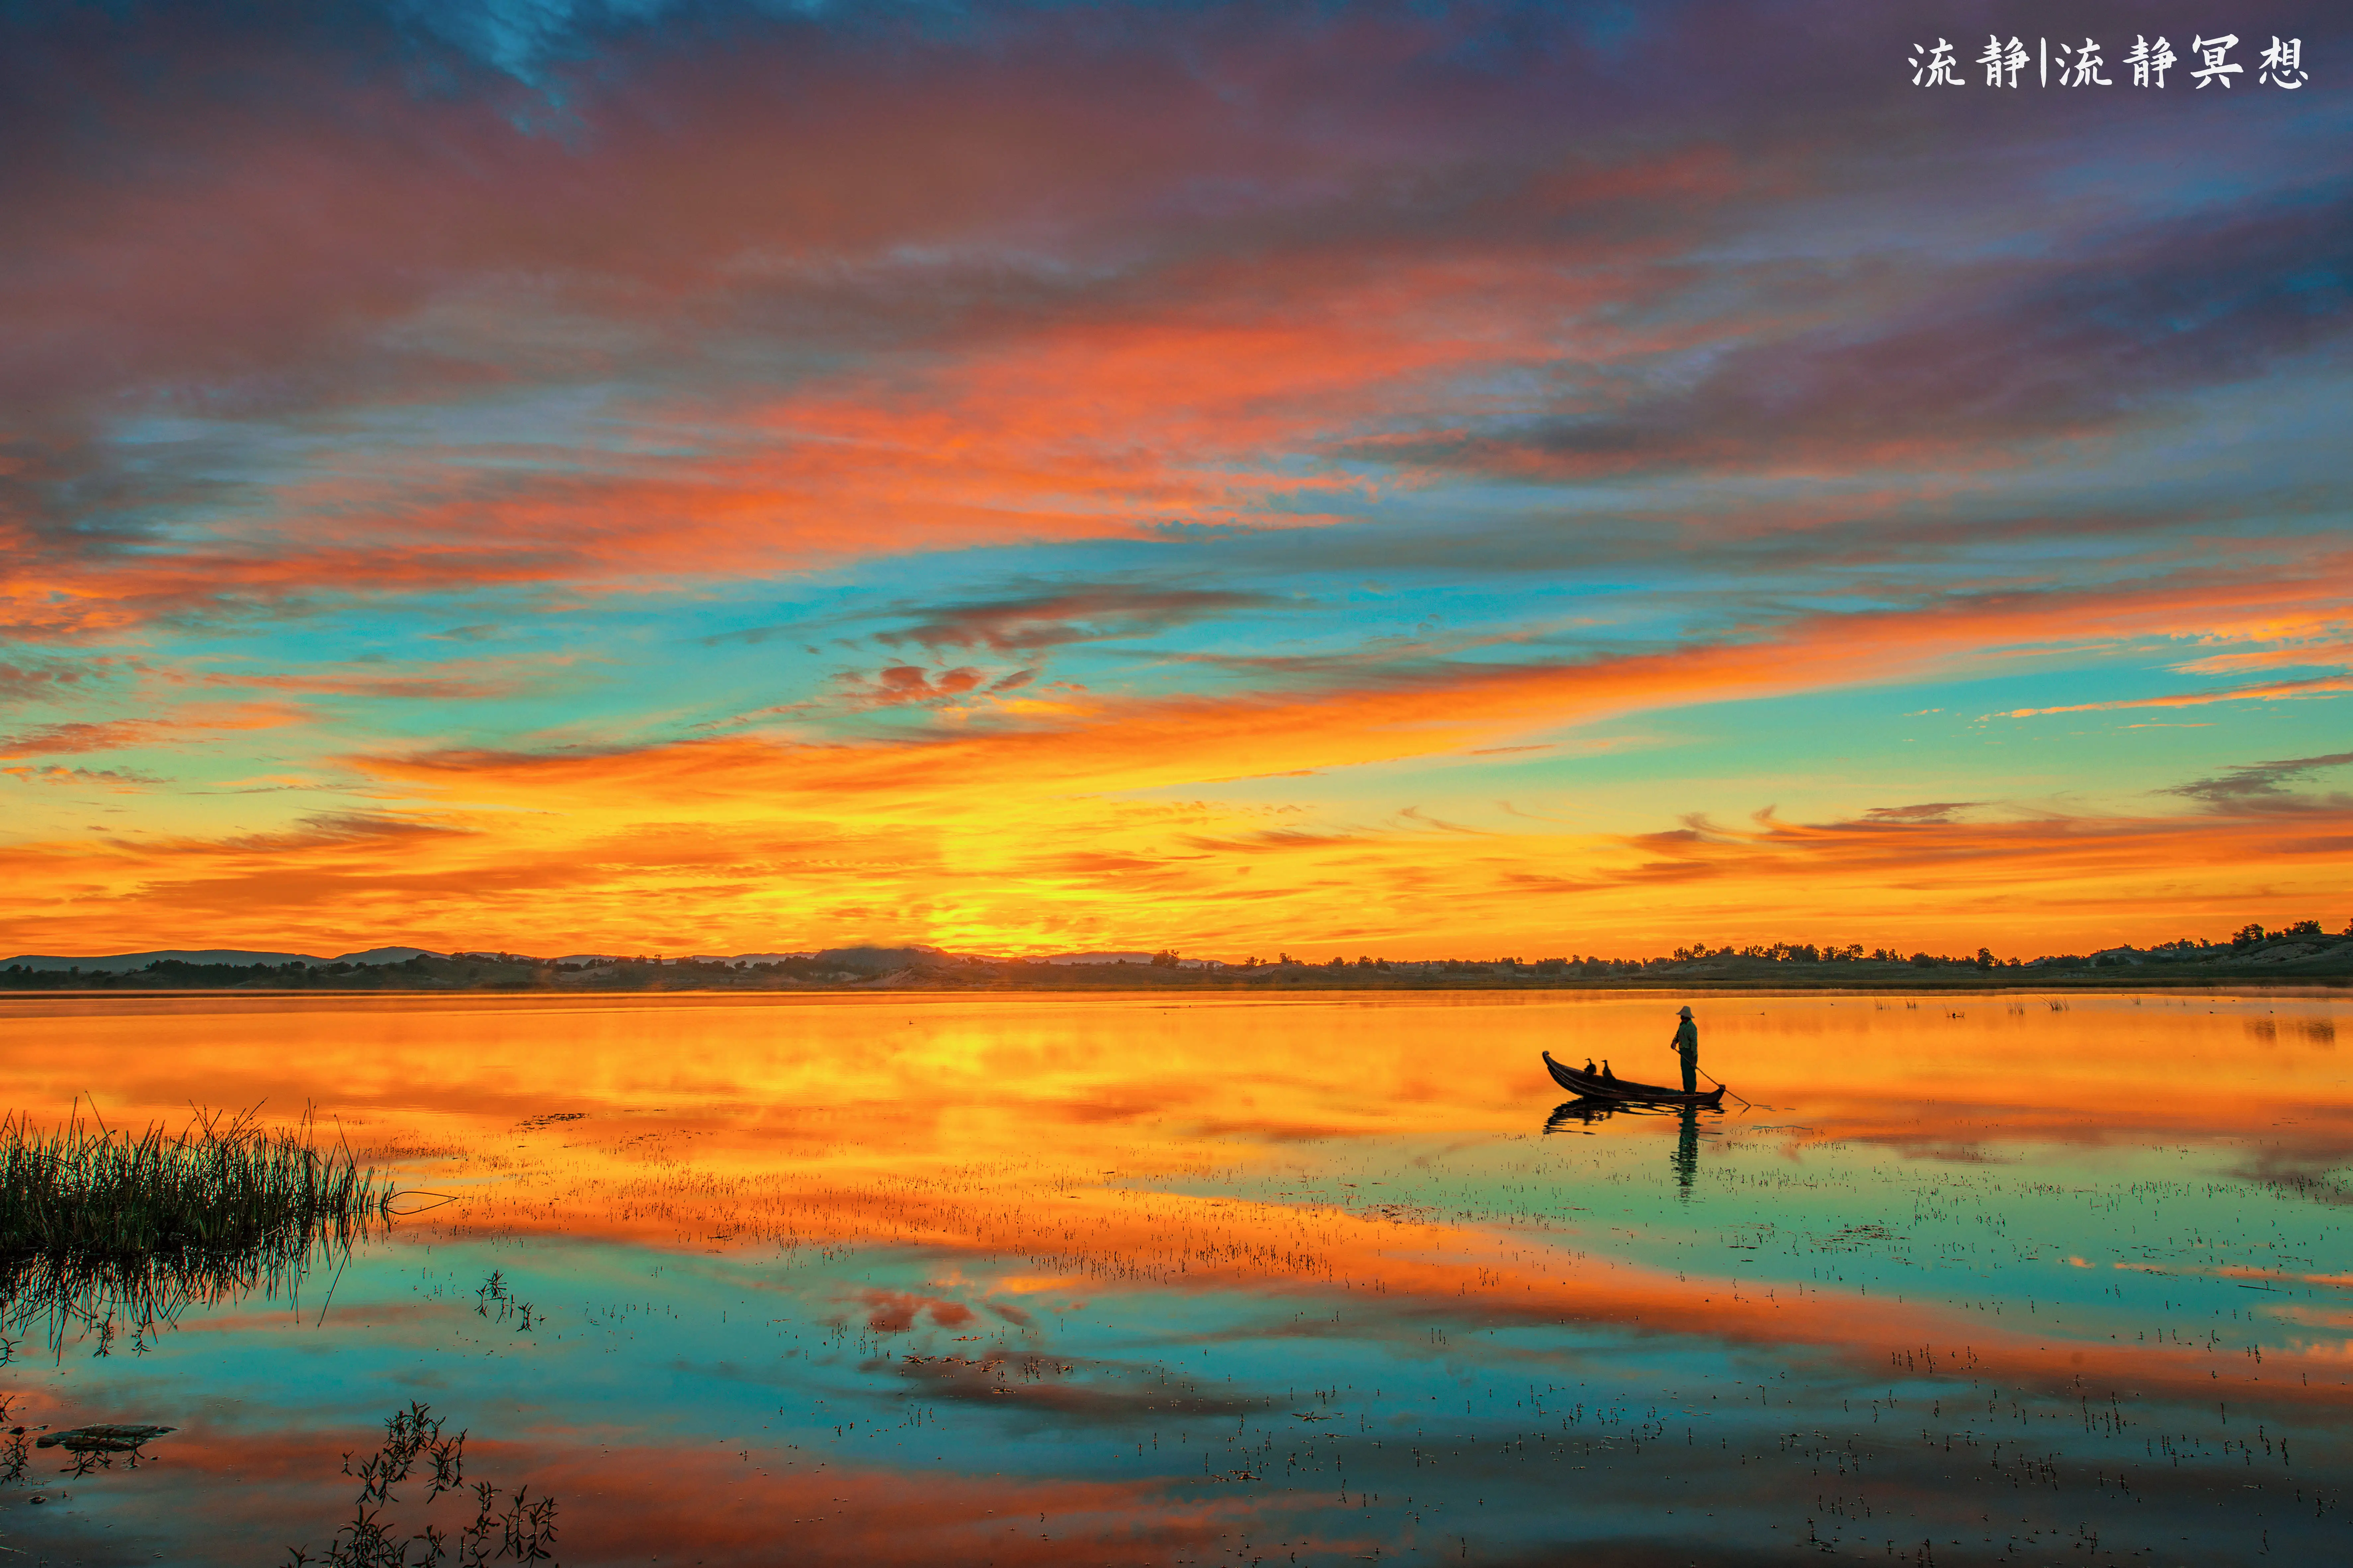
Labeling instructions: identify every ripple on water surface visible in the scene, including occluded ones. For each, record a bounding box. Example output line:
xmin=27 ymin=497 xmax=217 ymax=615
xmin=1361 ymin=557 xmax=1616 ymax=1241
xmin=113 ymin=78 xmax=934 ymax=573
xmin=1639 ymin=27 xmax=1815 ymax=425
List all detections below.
xmin=0 ymin=989 xmax=2345 ymax=1564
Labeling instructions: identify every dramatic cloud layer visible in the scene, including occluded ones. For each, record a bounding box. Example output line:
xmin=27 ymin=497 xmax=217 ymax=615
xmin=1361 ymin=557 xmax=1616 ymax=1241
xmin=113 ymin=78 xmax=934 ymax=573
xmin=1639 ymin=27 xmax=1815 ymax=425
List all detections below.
xmin=1 ymin=0 xmax=2345 ymax=953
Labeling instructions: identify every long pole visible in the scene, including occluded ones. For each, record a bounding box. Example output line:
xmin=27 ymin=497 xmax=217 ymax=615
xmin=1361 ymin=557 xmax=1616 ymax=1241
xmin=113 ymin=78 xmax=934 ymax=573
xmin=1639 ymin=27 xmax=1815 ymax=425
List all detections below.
xmin=1664 ymin=1044 xmax=1724 ymax=1089
xmin=1667 ymin=1045 xmax=1744 ymax=1104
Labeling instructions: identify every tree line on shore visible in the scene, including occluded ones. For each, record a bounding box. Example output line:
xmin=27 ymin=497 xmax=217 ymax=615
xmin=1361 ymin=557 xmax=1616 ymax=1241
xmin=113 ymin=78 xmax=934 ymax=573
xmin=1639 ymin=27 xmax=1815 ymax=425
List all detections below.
xmin=4 ymin=917 xmax=2346 ymax=991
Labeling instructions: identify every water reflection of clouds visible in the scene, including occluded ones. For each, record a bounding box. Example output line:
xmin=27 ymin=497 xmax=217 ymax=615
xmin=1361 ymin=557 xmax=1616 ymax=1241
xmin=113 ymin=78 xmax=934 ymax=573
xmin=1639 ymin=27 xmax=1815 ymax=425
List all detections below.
xmin=1 ymin=990 xmax=2348 ymax=1562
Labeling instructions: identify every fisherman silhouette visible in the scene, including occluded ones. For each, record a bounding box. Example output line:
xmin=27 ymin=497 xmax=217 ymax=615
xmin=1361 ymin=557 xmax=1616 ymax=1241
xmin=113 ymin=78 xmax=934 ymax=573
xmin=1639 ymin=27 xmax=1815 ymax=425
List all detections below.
xmin=1671 ymin=1005 xmax=1700 ymax=1094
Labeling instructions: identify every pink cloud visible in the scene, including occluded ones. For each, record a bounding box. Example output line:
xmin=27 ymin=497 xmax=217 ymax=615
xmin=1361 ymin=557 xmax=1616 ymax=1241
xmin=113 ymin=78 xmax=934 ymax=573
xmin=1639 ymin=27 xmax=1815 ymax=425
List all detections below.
xmin=0 ymin=702 xmax=307 ymax=757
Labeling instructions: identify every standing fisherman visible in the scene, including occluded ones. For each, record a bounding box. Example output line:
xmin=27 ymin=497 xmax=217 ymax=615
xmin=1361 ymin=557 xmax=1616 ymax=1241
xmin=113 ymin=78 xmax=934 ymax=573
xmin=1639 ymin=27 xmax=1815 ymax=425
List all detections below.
xmin=1671 ymin=1005 xmax=1700 ymax=1094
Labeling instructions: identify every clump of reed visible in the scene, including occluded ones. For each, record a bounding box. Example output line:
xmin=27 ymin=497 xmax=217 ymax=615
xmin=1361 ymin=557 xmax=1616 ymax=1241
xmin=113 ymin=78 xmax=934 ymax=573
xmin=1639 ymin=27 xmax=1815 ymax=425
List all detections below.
xmin=284 ymin=1401 xmax=558 ymax=1567
xmin=0 ymin=1104 xmax=396 ymax=1352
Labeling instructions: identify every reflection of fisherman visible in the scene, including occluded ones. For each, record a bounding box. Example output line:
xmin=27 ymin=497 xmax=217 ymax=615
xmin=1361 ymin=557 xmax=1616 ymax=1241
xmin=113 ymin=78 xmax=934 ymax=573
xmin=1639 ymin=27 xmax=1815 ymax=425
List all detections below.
xmin=1673 ymin=1105 xmax=1700 ymax=1197
xmin=1671 ymin=1005 xmax=1700 ymax=1094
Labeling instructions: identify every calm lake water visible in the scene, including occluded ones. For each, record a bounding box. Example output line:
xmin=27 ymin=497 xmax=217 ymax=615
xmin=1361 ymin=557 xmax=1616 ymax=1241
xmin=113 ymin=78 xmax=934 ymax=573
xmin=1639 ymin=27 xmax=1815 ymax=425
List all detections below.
xmin=1 ymin=989 xmax=2348 ymax=1565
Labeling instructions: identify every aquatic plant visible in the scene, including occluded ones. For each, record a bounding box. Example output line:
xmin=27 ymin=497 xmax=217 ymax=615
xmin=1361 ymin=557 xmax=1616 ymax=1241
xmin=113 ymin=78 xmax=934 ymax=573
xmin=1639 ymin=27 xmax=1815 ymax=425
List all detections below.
xmin=0 ymin=1393 xmax=26 ymax=1486
xmin=0 ymin=1104 xmax=396 ymax=1352
xmin=283 ymin=1402 xmax=558 ymax=1567
xmin=474 ymin=1270 xmax=537 ymax=1332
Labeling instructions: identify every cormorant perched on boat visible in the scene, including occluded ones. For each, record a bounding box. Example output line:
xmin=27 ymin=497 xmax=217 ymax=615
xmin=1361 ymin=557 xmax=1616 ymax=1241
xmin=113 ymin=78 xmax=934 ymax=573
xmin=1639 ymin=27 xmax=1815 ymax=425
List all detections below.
xmin=1582 ymin=1057 xmax=1596 ymax=1075
xmin=1600 ymin=1059 xmax=1615 ymax=1081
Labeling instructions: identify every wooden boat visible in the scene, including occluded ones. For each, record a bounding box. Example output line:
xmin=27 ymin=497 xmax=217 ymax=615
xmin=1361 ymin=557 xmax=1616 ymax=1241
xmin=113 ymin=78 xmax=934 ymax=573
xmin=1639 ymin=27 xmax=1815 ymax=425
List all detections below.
xmin=1542 ymin=1051 xmax=1725 ymax=1106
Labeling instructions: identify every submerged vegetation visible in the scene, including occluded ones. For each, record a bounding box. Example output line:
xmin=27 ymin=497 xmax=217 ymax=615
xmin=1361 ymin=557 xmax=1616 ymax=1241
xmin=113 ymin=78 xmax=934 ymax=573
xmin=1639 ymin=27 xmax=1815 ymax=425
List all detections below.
xmin=0 ymin=1105 xmax=396 ymax=1351
xmin=283 ymin=1402 xmax=558 ymax=1568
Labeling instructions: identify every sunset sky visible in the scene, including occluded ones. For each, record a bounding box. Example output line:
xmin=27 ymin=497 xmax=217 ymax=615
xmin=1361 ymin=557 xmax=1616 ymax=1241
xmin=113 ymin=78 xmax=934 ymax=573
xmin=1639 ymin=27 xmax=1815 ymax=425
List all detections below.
xmin=3 ymin=0 xmax=2347 ymax=959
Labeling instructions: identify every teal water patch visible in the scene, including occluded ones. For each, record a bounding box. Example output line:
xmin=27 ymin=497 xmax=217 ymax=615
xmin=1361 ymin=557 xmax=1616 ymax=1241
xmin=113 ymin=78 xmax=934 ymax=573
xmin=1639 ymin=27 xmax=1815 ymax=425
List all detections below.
xmin=8 ymin=1105 xmax=2346 ymax=1564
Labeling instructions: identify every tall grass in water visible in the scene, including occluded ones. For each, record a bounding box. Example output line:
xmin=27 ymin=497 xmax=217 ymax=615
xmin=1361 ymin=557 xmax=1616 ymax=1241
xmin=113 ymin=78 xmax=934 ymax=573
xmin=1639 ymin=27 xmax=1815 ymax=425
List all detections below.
xmin=0 ymin=1106 xmax=396 ymax=1352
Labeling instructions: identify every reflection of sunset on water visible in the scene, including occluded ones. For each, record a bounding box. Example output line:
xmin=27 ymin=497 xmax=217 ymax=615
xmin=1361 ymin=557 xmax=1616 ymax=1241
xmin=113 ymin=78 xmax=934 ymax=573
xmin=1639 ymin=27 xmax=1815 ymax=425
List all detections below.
xmin=1 ymin=989 xmax=2346 ymax=1562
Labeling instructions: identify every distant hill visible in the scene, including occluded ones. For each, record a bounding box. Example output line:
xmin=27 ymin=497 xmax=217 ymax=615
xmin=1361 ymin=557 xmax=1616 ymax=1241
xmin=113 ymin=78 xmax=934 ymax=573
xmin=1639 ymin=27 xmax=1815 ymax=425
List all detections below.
xmin=812 ymin=945 xmax=946 ymax=973
xmin=3 ymin=947 xmax=440 ymax=973
xmin=552 ymin=952 xmax=815 ymax=965
xmin=4 ymin=949 xmax=326 ymax=973
xmin=8 ymin=930 xmax=2346 ymax=991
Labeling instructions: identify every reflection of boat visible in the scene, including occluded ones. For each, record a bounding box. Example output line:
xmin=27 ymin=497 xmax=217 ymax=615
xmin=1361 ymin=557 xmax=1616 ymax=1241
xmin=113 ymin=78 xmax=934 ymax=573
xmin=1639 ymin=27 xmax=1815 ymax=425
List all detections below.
xmin=1542 ymin=1097 xmax=1710 ymax=1200
xmin=1544 ymin=1097 xmax=1622 ymax=1128
xmin=1544 ymin=1097 xmax=1706 ymax=1127
xmin=1542 ymin=1052 xmax=1725 ymax=1106
xmin=1546 ymin=1097 xmax=1665 ymax=1131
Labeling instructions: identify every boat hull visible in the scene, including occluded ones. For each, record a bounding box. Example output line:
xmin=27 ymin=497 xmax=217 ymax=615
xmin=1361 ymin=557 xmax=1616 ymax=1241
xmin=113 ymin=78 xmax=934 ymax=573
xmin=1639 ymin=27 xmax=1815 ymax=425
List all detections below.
xmin=1542 ymin=1051 xmax=1724 ymax=1106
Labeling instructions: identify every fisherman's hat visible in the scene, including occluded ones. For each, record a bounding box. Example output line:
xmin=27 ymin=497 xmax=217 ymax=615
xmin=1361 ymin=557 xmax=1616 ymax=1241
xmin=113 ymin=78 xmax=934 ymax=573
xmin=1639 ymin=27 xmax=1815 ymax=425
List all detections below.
xmin=1677 ymin=1005 xmax=1694 ymax=1017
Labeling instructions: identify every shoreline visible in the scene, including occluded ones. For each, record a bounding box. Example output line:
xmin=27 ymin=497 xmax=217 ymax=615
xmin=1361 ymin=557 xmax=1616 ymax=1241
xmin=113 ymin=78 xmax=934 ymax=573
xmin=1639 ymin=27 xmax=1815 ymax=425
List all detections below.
xmin=4 ymin=971 xmax=2347 ymax=999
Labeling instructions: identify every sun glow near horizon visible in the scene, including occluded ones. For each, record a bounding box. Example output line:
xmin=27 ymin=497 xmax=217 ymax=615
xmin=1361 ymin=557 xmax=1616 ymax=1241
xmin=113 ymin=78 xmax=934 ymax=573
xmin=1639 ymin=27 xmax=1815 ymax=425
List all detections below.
xmin=1 ymin=1 xmax=2347 ymax=958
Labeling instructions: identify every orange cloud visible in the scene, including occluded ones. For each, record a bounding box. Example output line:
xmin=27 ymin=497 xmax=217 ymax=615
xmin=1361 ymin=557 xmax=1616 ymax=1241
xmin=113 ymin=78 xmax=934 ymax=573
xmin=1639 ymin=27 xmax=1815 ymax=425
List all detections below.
xmin=6 ymin=145 xmax=1711 ymax=640
xmin=5 ymin=559 xmax=2349 ymax=956
xmin=1996 ymin=673 xmax=2353 ymax=718
xmin=0 ymin=701 xmax=307 ymax=757
xmin=0 ymin=762 xmax=160 ymax=789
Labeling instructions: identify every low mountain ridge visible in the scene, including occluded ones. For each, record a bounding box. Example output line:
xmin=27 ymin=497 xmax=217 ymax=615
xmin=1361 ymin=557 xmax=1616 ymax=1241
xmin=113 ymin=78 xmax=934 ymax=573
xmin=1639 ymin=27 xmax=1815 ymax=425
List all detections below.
xmin=4 ymin=947 xmax=441 ymax=973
